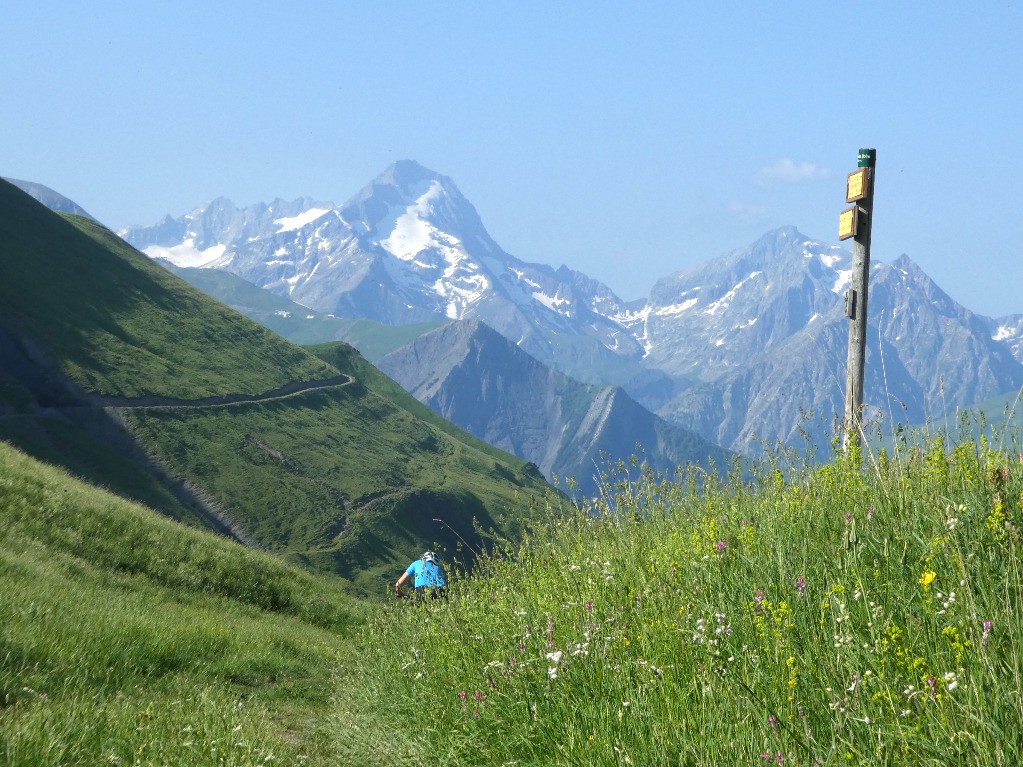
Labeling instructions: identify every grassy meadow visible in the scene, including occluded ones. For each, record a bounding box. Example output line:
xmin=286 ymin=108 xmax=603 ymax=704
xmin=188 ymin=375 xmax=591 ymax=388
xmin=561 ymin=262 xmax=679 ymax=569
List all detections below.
xmin=335 ymin=420 xmax=1023 ymax=765
xmin=0 ymin=439 xmax=365 ymax=766
xmin=5 ymin=410 xmax=1023 ymax=765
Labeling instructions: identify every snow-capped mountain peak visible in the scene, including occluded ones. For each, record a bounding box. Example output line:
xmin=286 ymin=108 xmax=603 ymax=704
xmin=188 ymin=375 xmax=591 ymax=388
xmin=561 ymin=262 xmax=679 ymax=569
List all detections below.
xmin=118 ymin=163 xmax=1023 ymax=456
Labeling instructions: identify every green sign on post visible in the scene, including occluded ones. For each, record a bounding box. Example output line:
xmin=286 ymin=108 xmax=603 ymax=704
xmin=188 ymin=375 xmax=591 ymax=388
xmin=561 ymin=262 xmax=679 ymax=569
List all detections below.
xmin=857 ymin=148 xmax=876 ymax=168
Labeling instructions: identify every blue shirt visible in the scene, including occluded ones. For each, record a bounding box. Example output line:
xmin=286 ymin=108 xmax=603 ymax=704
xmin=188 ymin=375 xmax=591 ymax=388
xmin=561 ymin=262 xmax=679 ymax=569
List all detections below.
xmin=406 ymin=559 xmax=447 ymax=589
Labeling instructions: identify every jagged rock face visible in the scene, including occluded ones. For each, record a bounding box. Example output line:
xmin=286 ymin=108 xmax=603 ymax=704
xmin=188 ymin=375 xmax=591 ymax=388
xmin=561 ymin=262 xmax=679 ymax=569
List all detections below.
xmin=120 ymin=163 xmax=1023 ymax=456
xmin=375 ymin=319 xmax=732 ymax=493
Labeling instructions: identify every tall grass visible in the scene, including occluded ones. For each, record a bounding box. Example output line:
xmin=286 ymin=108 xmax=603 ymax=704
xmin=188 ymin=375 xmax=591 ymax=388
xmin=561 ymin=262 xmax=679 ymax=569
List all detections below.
xmin=7 ymin=414 xmax=1023 ymax=764
xmin=0 ymin=440 xmax=364 ymax=766
xmin=335 ymin=423 xmax=1023 ymax=765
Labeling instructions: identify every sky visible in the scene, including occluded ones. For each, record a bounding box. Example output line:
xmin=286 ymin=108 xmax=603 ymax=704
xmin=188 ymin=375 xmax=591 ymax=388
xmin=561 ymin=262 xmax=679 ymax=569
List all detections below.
xmin=3 ymin=1 xmax=1022 ymax=315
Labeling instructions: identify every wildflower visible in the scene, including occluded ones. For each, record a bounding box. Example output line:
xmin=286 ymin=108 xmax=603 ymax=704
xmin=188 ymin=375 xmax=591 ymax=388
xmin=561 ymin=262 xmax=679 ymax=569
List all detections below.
xmin=547 ymin=667 xmax=559 ymax=680
xmin=867 ymin=504 xmax=875 ymax=521
xmin=919 ymin=570 xmax=936 ymax=589
xmin=795 ymin=574 xmax=807 ymax=596
xmin=546 ymin=650 xmax=564 ymax=664
xmin=754 ymin=589 xmax=766 ymax=607
xmin=844 ymin=512 xmax=853 ymax=523
xmin=983 ymin=619 xmax=993 ymax=645
xmin=585 ymin=601 xmax=594 ymax=612
xmin=458 ymin=690 xmax=467 ymax=702
xmin=716 ymin=539 xmax=728 ymax=552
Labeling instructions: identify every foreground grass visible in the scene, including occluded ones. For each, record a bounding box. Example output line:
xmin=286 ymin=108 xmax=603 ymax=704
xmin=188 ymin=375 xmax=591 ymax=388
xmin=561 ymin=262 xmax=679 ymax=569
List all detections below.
xmin=338 ymin=428 xmax=1023 ymax=765
xmin=7 ymin=417 xmax=1023 ymax=765
xmin=0 ymin=440 xmax=365 ymax=766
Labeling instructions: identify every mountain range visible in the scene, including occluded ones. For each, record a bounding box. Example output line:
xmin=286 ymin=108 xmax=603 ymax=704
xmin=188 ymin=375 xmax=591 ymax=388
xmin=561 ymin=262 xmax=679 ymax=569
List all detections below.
xmin=117 ymin=161 xmax=1023 ymax=459
xmin=0 ymin=178 xmax=553 ymax=594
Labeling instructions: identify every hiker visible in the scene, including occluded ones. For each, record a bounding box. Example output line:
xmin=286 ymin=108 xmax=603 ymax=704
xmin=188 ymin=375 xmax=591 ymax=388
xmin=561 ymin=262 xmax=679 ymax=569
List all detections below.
xmin=395 ymin=550 xmax=448 ymax=598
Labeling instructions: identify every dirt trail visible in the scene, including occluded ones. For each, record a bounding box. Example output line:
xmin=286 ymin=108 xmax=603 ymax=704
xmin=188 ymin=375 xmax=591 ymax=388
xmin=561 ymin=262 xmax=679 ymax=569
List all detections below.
xmin=101 ymin=374 xmax=353 ymax=410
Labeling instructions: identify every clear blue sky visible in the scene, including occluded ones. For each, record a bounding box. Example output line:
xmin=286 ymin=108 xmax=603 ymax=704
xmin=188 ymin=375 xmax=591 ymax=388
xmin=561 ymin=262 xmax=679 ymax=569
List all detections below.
xmin=3 ymin=1 xmax=1021 ymax=315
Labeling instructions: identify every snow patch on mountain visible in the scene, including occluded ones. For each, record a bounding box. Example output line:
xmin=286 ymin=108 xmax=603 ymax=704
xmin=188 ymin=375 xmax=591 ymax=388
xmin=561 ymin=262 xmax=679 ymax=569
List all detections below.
xmin=533 ymin=290 xmax=572 ymax=316
xmin=275 ymin=208 xmax=330 ymax=233
xmin=144 ymin=240 xmax=228 ymax=268
xmin=656 ymin=298 xmax=700 ymax=316
xmin=832 ymin=270 xmax=852 ymax=294
xmin=994 ymin=325 xmax=1015 ymax=342
xmin=705 ymin=273 xmax=759 ymax=316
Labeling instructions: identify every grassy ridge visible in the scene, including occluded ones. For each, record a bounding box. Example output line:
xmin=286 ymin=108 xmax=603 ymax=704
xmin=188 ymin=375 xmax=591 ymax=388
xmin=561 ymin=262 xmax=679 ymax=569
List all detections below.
xmin=162 ymin=264 xmax=449 ymax=353
xmin=0 ymin=179 xmax=334 ymax=399
xmin=0 ymin=181 xmax=556 ymax=583
xmin=123 ymin=377 xmax=552 ymax=596
xmin=0 ymin=438 xmax=363 ymax=765
xmin=335 ymin=426 xmax=1023 ymax=765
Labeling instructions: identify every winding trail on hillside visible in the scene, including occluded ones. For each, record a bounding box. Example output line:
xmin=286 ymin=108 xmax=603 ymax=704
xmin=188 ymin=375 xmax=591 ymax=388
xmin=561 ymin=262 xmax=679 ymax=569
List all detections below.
xmin=0 ymin=370 xmax=357 ymax=548
xmin=101 ymin=373 xmax=354 ymax=410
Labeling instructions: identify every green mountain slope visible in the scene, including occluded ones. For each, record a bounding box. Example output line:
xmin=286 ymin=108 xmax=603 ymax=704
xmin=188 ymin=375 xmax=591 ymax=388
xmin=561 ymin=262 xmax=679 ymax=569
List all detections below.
xmin=0 ymin=179 xmax=555 ymax=590
xmin=0 ymin=438 xmax=362 ymax=764
xmin=0 ymin=182 xmax=334 ymax=399
xmin=163 ymin=260 xmax=446 ymax=355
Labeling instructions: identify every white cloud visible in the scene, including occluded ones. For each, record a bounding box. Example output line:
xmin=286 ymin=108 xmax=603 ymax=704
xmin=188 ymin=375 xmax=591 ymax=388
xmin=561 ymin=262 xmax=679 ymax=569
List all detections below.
xmin=754 ymin=158 xmax=831 ymax=187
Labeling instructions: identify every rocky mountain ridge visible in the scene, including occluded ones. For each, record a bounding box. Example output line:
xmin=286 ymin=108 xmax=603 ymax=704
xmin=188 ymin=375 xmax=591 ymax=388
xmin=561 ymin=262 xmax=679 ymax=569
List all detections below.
xmin=81 ymin=162 xmax=1023 ymax=454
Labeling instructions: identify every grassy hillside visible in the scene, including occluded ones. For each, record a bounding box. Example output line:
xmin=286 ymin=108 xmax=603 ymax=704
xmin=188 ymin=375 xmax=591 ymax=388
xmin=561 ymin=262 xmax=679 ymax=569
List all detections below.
xmin=6 ymin=413 xmax=1022 ymax=764
xmin=333 ymin=425 xmax=1023 ymax=765
xmin=0 ymin=179 xmax=555 ymax=587
xmin=164 ymin=261 xmax=448 ymax=354
xmin=0 ymin=438 xmax=364 ymax=765
xmin=124 ymin=378 xmax=552 ymax=594
xmin=0 ymin=179 xmax=334 ymax=399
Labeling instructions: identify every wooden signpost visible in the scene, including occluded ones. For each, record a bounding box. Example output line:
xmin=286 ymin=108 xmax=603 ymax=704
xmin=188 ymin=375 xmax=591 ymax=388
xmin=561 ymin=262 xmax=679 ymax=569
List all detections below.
xmin=842 ymin=148 xmax=876 ymax=450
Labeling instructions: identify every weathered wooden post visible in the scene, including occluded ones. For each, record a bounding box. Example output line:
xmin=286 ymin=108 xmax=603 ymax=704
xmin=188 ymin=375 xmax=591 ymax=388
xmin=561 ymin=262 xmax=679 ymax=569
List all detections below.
xmin=839 ymin=148 xmax=876 ymax=451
